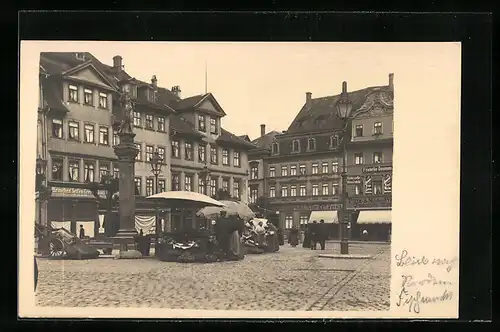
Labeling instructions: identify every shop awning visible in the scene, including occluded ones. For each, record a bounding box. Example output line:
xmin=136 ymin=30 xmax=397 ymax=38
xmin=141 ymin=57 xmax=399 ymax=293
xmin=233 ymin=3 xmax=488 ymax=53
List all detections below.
xmin=357 ymin=210 xmax=392 ymax=224
xmin=308 ymin=211 xmax=338 ymax=224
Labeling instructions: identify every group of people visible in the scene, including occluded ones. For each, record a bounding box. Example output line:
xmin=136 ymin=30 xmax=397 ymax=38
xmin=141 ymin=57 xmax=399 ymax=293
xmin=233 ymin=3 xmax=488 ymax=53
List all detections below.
xmin=288 ymin=219 xmax=329 ymax=250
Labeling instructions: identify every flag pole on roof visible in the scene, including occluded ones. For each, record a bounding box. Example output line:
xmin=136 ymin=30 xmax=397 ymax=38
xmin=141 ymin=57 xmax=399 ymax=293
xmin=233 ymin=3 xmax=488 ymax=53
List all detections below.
xmin=204 ymin=58 xmax=208 ymax=94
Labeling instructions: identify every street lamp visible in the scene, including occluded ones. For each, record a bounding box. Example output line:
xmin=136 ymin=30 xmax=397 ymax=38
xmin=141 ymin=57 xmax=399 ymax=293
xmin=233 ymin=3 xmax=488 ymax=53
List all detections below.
xmin=335 ymin=81 xmax=354 ymax=255
xmin=150 ymin=150 xmax=163 ymax=240
xmin=35 ymin=156 xmax=50 ymax=226
xmin=199 ymin=162 xmax=211 ymax=197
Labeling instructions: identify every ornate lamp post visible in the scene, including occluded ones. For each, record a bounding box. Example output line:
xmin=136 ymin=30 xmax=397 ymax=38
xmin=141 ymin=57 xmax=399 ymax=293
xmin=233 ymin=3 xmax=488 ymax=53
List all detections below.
xmin=150 ymin=149 xmax=163 ymax=239
xmin=35 ymin=156 xmax=51 ymax=226
xmin=335 ymin=81 xmax=354 ymax=255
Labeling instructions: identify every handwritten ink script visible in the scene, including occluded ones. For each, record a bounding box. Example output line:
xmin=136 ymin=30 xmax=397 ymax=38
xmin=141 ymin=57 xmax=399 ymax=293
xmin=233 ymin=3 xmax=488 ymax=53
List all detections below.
xmin=394 ymin=250 xmax=458 ymax=314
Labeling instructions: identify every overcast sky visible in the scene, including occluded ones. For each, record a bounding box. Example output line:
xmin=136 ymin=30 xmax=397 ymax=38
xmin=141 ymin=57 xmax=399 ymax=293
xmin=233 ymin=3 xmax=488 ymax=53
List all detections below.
xmin=31 ymin=42 xmax=459 ymax=140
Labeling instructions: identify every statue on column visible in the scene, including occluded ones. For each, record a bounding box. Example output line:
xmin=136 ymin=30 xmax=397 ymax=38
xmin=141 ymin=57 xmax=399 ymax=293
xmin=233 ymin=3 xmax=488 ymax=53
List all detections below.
xmin=117 ymin=86 xmax=134 ymax=135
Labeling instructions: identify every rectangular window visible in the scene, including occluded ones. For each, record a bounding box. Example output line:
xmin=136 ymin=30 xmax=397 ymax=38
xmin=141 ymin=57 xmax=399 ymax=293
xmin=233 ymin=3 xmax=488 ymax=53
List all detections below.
xmin=198 ymin=145 xmax=206 ymax=162
xmin=210 ymin=147 xmax=218 ymax=164
xmin=299 ymin=164 xmax=306 ymax=175
xmin=299 ymin=215 xmax=309 ymax=226
xmin=222 ymin=149 xmax=229 ymax=165
xmin=210 ymin=117 xmax=217 ymax=134
xmin=355 ymin=124 xmax=363 ymax=137
xmin=281 ymin=185 xmax=288 ymax=197
xmin=133 ymin=111 xmax=141 ymax=127
xmin=157 ymin=116 xmax=165 ymax=132
xmin=312 ymin=163 xmax=319 ymax=174
xmin=374 ymin=122 xmax=383 ymax=135
xmin=285 ymin=216 xmax=293 ymax=229
xmin=184 ymin=175 xmax=193 ymax=192
xmin=269 ymin=166 xmax=276 ymax=177
xmin=135 ymin=177 xmax=142 ymax=195
xmin=373 ymin=152 xmax=383 ymax=164
xmin=113 ymin=167 xmax=119 ymax=179
xmin=299 ymin=185 xmax=306 ymax=197
xmin=99 ymin=163 xmax=109 ymax=178
xmin=68 ymin=121 xmax=79 ymax=141
xmin=332 ymin=182 xmax=339 ymax=195
xmin=290 ymin=165 xmax=297 ymax=176
xmin=99 ymin=127 xmax=109 ymax=145
xmin=250 ymin=188 xmax=258 ymax=204
xmin=158 ymin=179 xmax=166 ymax=193
xmin=250 ymin=166 xmax=258 ymax=180
xmin=84 ymin=124 xmax=95 ymax=143
xmin=332 ymin=160 xmax=339 ymax=173
xmin=355 ymin=153 xmax=364 ymax=165
xmin=135 ymin=143 xmax=142 ymax=161
xmin=84 ymin=88 xmax=93 ymax=106
xmin=290 ymin=185 xmax=297 ymax=197
xmin=185 ymin=142 xmax=193 ymax=160
xmin=171 ymin=140 xmax=180 ymax=158
xmin=157 ymin=147 xmax=165 ymax=163
xmin=281 ymin=166 xmax=288 ymax=177
xmin=210 ymin=178 xmax=217 ymax=197
xmin=222 ymin=179 xmax=229 ymax=192
xmin=198 ymin=115 xmax=206 ymax=132
xmin=68 ymin=160 xmax=79 ymax=182
xmin=312 ymin=184 xmax=319 ymax=196
xmin=52 ymin=119 xmax=63 ymax=138
xmin=113 ymin=131 xmax=119 ymax=146
xmin=269 ymin=186 xmax=276 ymax=198
xmin=233 ymin=151 xmax=240 ymax=167
xmin=51 ymin=159 xmax=63 ymax=181
xmin=171 ymin=174 xmax=180 ymax=191
xmin=233 ymin=181 xmax=240 ymax=199
xmin=198 ymin=178 xmax=206 ymax=195
xmin=145 ymin=114 xmax=154 ymax=129
xmin=98 ymin=92 xmax=107 ymax=109
xmin=373 ymin=180 xmax=383 ymax=195
xmin=146 ymin=178 xmax=154 ymax=196
xmin=146 ymin=145 xmax=154 ymax=162
xmin=322 ymin=183 xmax=329 ymax=196
xmin=322 ymin=162 xmax=329 ymax=174
xmin=68 ymin=84 xmax=78 ymax=103
xmin=84 ymin=161 xmax=95 ymax=183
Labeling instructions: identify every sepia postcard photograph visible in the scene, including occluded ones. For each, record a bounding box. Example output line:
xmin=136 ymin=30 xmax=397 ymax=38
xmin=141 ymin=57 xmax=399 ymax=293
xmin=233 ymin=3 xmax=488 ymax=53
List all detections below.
xmin=19 ymin=41 xmax=461 ymax=319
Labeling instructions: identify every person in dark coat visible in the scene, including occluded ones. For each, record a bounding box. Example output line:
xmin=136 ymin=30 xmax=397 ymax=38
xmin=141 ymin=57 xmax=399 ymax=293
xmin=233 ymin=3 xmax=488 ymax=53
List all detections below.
xmin=310 ymin=220 xmax=319 ymax=250
xmin=277 ymin=227 xmax=284 ymax=246
xmin=302 ymin=224 xmax=311 ymax=248
xmin=288 ymin=226 xmax=299 ymax=247
xmin=79 ymin=225 xmax=86 ymax=239
xmin=318 ymin=219 xmax=327 ymax=250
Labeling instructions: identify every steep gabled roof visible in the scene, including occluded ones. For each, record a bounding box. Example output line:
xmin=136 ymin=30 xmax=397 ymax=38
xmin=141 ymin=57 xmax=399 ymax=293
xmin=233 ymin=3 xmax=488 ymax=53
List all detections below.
xmin=287 ymin=86 xmax=389 ymax=134
xmin=217 ymin=128 xmax=257 ymax=150
xmin=238 ymin=135 xmax=251 ymax=142
xmin=173 ymin=94 xmax=208 ymax=110
xmin=169 ymin=114 xmax=203 ymax=137
xmin=41 ymin=78 xmax=69 ymax=113
xmin=251 ymin=130 xmax=281 ymax=150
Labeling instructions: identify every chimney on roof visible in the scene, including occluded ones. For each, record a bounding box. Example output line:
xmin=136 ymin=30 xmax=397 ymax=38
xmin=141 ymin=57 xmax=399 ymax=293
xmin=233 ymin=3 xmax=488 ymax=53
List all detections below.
xmin=306 ymin=92 xmax=312 ymax=105
xmin=151 ymin=75 xmax=158 ymax=88
xmin=171 ymin=85 xmax=182 ymax=99
xmin=260 ymin=124 xmax=266 ymax=137
xmin=113 ymin=55 xmax=123 ymax=72
xmin=389 ymin=73 xmax=394 ymax=90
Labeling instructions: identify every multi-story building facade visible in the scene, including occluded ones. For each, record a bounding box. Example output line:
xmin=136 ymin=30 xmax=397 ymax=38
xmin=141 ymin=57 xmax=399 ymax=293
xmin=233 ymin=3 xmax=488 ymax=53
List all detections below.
xmin=248 ymin=74 xmax=394 ymax=240
xmin=36 ymin=52 xmax=253 ymax=237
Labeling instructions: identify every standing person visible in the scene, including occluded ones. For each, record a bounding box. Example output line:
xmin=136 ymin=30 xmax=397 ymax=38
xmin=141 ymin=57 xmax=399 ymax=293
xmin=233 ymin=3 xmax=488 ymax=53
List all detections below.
xmin=310 ymin=220 xmax=319 ymax=250
xmin=288 ymin=225 xmax=299 ymax=247
xmin=318 ymin=220 xmax=327 ymax=250
xmin=79 ymin=225 xmax=86 ymax=239
xmin=255 ymin=221 xmax=267 ymax=246
xmin=302 ymin=224 xmax=311 ymax=248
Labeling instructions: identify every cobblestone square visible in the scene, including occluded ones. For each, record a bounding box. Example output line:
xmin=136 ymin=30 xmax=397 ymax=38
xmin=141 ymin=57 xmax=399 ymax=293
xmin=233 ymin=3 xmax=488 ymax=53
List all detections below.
xmin=35 ymin=242 xmax=390 ymax=311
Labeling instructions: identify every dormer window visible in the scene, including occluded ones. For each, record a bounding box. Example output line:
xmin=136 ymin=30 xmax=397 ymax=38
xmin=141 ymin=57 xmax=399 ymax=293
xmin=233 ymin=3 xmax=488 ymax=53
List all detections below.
xmin=292 ymin=140 xmax=300 ymax=152
xmin=210 ymin=117 xmax=218 ymax=134
xmin=271 ymin=142 xmax=279 ymax=155
xmin=308 ymin=138 xmax=316 ymax=151
xmin=330 ymin=135 xmax=340 ymax=148
xmin=75 ymin=52 xmax=86 ymax=61
xmin=198 ymin=115 xmax=206 ymax=132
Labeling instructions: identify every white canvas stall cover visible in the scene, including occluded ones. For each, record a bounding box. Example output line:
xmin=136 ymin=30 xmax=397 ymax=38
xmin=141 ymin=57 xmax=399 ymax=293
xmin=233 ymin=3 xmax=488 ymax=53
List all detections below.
xmin=135 ymin=215 xmax=156 ymax=234
xmin=50 ymin=221 xmax=71 ymax=231
xmin=251 ymin=218 xmax=268 ymax=227
xmin=76 ymin=221 xmax=95 ymax=238
xmin=308 ymin=211 xmax=338 ymax=224
xmin=98 ymin=214 xmax=105 ymax=234
xmin=356 ymin=210 xmax=392 ymax=224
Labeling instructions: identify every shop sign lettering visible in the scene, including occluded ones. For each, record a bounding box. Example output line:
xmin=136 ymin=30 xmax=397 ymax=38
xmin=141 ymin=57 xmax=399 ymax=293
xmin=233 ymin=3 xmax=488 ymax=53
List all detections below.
xmin=293 ymin=204 xmax=342 ymax=211
xmin=362 ymin=165 xmax=393 ymax=173
xmin=346 ymin=175 xmax=362 ymax=184
xmin=347 ymin=195 xmax=392 ymax=209
xmin=51 ymin=186 xmax=106 ymax=199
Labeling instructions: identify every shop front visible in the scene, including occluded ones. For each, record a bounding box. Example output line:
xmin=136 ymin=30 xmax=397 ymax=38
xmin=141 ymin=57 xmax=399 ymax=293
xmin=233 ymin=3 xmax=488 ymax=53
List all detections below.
xmin=347 ymin=194 xmax=392 ymax=242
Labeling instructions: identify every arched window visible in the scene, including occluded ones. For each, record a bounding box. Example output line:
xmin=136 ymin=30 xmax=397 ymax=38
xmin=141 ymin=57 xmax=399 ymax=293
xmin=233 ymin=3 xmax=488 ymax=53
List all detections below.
xmin=271 ymin=142 xmax=279 ymax=155
xmin=330 ymin=135 xmax=340 ymax=148
xmin=292 ymin=140 xmax=300 ymax=152
xmin=308 ymin=138 xmax=316 ymax=151
xmin=374 ymin=121 xmax=383 ymax=135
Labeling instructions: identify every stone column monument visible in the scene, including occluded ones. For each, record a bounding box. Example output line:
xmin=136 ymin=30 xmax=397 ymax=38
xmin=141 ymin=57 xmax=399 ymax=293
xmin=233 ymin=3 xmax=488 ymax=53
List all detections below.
xmin=113 ymin=87 xmax=140 ymax=254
